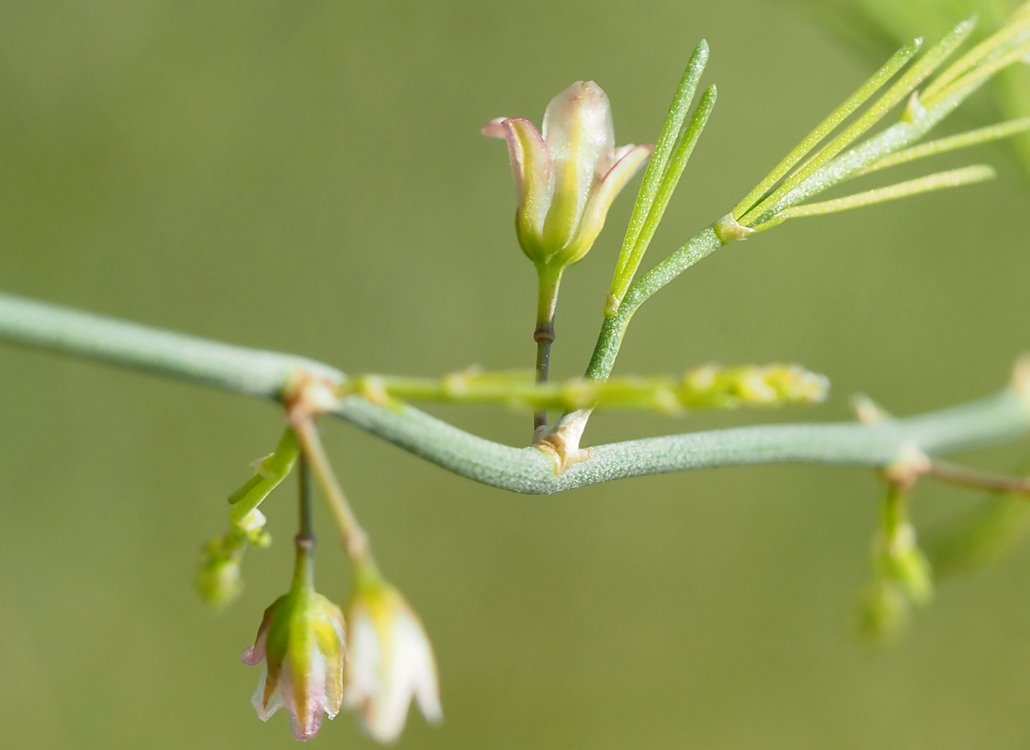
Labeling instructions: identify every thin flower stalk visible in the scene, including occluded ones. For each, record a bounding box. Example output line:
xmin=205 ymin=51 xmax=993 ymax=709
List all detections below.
xmin=289 ymin=413 xmax=370 ymax=563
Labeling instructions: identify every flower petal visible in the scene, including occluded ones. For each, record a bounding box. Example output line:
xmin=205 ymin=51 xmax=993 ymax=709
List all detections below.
xmin=250 ymin=663 xmax=284 ymax=721
xmin=282 ymin=645 xmax=328 ymax=741
xmin=399 ymin=614 xmax=442 ymax=725
xmin=343 ymin=611 xmax=381 ymax=720
xmin=566 ymin=143 xmax=652 ymax=263
xmin=483 ymin=117 xmax=554 ymax=243
xmin=540 ymin=81 xmax=616 ymax=249
xmin=241 ymin=608 xmax=274 ymax=666
xmin=343 ymin=593 xmax=442 ymax=743
xmin=368 ymin=614 xmax=420 ymax=743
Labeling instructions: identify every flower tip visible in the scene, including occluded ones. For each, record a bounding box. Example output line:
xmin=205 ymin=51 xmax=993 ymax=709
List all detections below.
xmin=552 ymin=80 xmax=610 ymax=113
xmin=240 ymin=644 xmax=263 ymax=666
xmin=420 ymin=694 xmax=444 ymax=725
xmin=951 ymin=15 xmax=978 ymax=38
xmin=570 ymin=79 xmax=603 ymax=94
xmin=1012 ymin=356 xmax=1030 ymax=414
xmin=481 ymin=117 xmax=508 ymax=138
xmin=290 ymin=714 xmax=325 ymax=742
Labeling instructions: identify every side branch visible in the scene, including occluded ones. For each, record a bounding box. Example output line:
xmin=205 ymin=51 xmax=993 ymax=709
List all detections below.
xmin=1 ymin=293 xmax=1027 ymax=495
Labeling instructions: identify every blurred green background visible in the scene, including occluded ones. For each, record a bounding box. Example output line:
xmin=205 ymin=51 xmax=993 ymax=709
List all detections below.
xmin=1 ymin=1 xmax=1029 ymax=748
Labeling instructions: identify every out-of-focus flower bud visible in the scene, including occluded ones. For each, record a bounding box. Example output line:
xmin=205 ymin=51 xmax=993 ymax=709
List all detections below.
xmin=196 ymin=535 xmax=245 ymax=608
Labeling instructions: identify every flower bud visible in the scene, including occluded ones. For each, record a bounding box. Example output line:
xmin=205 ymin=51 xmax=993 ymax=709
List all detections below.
xmin=872 ymin=522 xmax=933 ymax=606
xmin=238 ymin=508 xmax=271 ymax=547
xmin=196 ymin=535 xmax=244 ymax=608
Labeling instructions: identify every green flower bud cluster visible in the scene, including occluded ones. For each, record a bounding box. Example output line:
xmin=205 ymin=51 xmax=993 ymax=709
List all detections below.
xmin=195 ymin=429 xmax=297 ymax=608
xmin=860 ymin=483 xmax=934 ymax=642
xmin=340 ymin=363 xmax=829 ymax=414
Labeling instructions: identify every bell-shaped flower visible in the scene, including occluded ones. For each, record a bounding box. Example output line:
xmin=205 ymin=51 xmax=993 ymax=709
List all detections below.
xmin=483 ymin=81 xmax=651 ymax=271
xmin=241 ymin=550 xmax=346 ymax=741
xmin=343 ymin=574 xmax=442 ymax=743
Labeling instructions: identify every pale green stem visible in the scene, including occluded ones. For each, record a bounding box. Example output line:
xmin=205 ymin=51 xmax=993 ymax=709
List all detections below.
xmin=292 ymin=461 xmax=316 ymax=594
xmin=752 ymin=165 xmax=996 ymax=231
xmin=586 ymin=226 xmax=722 ymax=382
xmin=298 ymin=455 xmax=314 ymax=542
xmin=3 ymin=293 xmax=1026 ymax=494
xmin=857 ymin=117 xmax=1030 ymax=176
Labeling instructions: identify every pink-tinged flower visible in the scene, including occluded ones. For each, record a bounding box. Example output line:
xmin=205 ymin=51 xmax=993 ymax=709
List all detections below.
xmin=483 ymin=81 xmax=652 ymax=269
xmin=242 ymin=585 xmax=346 ymax=741
xmin=344 ymin=580 xmax=442 ymax=743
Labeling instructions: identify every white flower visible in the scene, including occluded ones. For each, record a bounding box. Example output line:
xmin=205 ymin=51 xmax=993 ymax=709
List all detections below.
xmin=483 ymin=81 xmax=651 ymax=270
xmin=344 ymin=582 xmax=442 ymax=743
xmin=240 ymin=548 xmax=346 ymax=741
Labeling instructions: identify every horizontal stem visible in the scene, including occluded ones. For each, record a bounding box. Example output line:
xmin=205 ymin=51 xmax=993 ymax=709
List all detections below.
xmin=1 ymin=292 xmax=1028 ymax=495
xmin=0 ymin=293 xmax=341 ymax=398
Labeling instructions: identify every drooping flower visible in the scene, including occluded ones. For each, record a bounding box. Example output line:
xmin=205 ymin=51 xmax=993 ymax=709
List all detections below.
xmin=483 ymin=81 xmax=651 ymax=270
xmin=343 ymin=575 xmax=442 ymax=743
xmin=241 ymin=546 xmax=346 ymax=741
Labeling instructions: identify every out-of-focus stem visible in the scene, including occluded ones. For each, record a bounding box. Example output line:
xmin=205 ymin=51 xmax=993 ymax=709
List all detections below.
xmin=290 ymin=413 xmax=370 ymax=563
